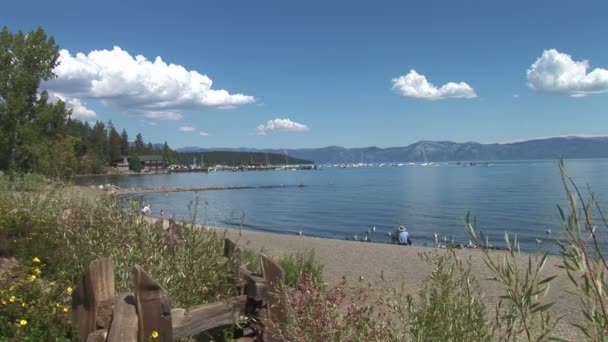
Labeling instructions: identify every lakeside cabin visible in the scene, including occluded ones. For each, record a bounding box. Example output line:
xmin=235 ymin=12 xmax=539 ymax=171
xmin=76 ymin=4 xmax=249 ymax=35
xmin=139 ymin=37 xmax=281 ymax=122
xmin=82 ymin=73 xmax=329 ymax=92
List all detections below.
xmin=110 ymin=157 xmax=129 ymax=172
xmin=138 ymin=155 xmax=168 ymax=172
xmin=110 ymin=155 xmax=169 ymax=173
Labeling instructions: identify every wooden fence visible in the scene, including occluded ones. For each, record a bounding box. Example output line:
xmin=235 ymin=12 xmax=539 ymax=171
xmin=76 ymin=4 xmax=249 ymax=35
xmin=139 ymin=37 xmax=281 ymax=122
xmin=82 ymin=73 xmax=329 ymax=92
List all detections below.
xmin=71 ymin=238 xmax=285 ymax=342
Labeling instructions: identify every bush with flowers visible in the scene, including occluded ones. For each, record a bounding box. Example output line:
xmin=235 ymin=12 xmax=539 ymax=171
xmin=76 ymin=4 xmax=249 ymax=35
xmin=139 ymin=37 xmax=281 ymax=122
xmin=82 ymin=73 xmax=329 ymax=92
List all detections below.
xmin=0 ymin=257 xmax=73 ymax=341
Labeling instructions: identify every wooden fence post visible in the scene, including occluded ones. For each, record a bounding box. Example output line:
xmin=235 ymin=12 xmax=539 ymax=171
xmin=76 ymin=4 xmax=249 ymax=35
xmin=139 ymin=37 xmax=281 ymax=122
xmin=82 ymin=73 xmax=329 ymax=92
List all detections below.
xmin=134 ymin=266 xmax=173 ymax=342
xmin=260 ymin=254 xmax=286 ymax=342
xmin=107 ymin=293 xmax=138 ymax=342
xmin=72 ymin=258 xmax=116 ymax=342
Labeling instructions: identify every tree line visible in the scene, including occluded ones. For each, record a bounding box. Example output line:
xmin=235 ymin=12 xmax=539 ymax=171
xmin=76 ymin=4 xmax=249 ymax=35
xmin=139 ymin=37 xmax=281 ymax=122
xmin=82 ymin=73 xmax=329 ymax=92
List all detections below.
xmin=0 ymin=26 xmax=177 ymax=181
xmin=177 ymin=151 xmax=313 ymax=167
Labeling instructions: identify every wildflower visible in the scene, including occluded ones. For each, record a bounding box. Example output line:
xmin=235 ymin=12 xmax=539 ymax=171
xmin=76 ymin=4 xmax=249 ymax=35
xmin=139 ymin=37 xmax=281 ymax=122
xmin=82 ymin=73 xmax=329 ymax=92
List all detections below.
xmin=1 ymin=299 xmax=6 ymax=305
xmin=151 ymin=331 xmax=159 ymax=339
xmin=21 ymin=303 xmax=26 ymax=308
xmin=32 ymin=257 xmax=40 ymax=263
xmin=19 ymin=319 xmax=27 ymax=326
xmin=66 ymin=287 xmax=73 ymax=295
xmin=62 ymin=306 xmax=69 ymax=313
xmin=9 ymin=296 xmax=15 ymax=302
xmin=29 ymin=275 xmax=36 ymax=282
xmin=34 ymin=268 xmax=41 ymax=275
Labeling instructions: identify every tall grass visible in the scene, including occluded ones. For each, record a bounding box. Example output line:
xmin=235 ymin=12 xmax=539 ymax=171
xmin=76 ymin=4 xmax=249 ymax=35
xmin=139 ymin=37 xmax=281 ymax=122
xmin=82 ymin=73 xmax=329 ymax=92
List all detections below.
xmin=278 ymin=250 xmax=324 ymax=288
xmin=556 ymin=159 xmax=608 ymax=340
xmin=406 ymin=250 xmax=491 ymax=341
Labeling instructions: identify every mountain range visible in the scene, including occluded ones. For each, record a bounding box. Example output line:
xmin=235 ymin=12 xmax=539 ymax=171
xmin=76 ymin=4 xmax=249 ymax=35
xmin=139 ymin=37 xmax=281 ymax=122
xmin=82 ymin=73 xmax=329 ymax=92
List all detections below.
xmin=177 ymin=136 xmax=608 ymax=164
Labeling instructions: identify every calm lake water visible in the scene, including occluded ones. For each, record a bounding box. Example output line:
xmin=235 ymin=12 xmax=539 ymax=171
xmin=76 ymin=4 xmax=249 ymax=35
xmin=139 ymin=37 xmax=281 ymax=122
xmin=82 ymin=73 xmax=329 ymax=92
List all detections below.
xmin=74 ymin=159 xmax=608 ymax=253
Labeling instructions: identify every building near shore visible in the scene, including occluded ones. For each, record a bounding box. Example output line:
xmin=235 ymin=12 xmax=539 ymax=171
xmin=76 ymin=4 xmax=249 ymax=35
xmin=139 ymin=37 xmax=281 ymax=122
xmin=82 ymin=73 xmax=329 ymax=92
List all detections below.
xmin=138 ymin=155 xmax=168 ymax=171
xmin=110 ymin=157 xmax=130 ymax=172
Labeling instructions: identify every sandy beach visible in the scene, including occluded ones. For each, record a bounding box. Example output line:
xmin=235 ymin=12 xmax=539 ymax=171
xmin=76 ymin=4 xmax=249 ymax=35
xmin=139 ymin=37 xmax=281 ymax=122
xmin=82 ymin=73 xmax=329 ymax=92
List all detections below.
xmin=224 ymin=226 xmax=584 ymax=339
xmin=146 ymin=214 xmax=583 ymax=339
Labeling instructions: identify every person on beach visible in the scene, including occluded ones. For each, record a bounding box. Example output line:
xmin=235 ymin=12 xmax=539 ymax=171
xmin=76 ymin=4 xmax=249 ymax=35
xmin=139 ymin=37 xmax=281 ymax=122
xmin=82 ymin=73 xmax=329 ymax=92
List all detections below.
xmin=397 ymin=225 xmax=412 ymax=246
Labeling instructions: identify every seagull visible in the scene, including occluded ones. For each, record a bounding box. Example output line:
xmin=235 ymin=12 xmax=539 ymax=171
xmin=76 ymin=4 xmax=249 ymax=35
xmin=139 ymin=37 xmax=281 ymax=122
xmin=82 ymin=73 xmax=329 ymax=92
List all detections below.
xmin=372 ymin=226 xmax=376 ymax=232
xmin=297 ymin=230 xmax=303 ymax=236
xmin=546 ymin=229 xmax=552 ymax=235
xmin=535 ymin=239 xmax=543 ymax=244
xmin=354 ymin=235 xmax=358 ymax=241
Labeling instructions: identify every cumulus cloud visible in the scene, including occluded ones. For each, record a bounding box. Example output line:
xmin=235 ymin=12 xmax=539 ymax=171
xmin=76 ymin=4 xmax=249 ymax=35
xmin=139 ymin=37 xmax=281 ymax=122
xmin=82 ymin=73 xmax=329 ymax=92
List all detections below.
xmin=391 ymin=70 xmax=477 ymax=100
xmin=178 ymin=126 xmax=195 ymax=132
xmin=256 ymin=118 xmax=310 ymax=135
xmin=526 ymin=49 xmax=608 ymax=97
xmin=199 ymin=131 xmax=209 ymax=136
xmin=49 ymin=92 xmax=97 ymax=120
xmin=43 ymin=46 xmax=256 ymax=120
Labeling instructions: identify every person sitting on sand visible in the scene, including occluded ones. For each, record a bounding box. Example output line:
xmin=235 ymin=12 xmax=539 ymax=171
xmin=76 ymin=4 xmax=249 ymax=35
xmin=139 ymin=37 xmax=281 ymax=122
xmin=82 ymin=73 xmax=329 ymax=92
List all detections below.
xmin=397 ymin=225 xmax=412 ymax=246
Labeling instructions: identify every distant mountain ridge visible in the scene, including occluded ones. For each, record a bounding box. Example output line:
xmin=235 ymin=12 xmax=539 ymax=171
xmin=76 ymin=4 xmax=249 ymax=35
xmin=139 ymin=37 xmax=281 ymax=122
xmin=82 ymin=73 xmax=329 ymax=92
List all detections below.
xmin=177 ymin=136 xmax=608 ymax=164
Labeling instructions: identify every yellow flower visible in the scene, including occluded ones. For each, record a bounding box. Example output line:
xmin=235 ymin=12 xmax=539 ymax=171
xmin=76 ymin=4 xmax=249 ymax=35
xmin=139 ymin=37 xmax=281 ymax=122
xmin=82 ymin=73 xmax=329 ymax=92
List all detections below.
xmin=1 ymin=299 xmax=6 ymax=305
xmin=62 ymin=306 xmax=69 ymax=313
xmin=32 ymin=257 xmax=40 ymax=263
xmin=151 ymin=331 xmax=159 ymax=339
xmin=33 ymin=268 xmax=41 ymax=275
xmin=66 ymin=287 xmax=73 ymax=295
xmin=19 ymin=319 xmax=27 ymax=326
xmin=29 ymin=275 xmax=36 ymax=282
xmin=21 ymin=303 xmax=26 ymax=308
xmin=9 ymin=296 xmax=15 ymax=302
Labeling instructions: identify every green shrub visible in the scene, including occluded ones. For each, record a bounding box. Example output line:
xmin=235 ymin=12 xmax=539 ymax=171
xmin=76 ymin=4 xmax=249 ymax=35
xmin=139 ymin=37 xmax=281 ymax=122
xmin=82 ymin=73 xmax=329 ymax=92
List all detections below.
xmin=0 ymin=258 xmax=73 ymax=341
xmin=407 ymin=250 xmax=491 ymax=341
xmin=278 ymin=250 xmax=324 ymax=288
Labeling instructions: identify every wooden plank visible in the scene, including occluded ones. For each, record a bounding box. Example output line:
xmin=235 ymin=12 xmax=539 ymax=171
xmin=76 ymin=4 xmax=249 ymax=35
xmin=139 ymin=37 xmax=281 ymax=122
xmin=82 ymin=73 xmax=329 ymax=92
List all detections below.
xmin=260 ymin=254 xmax=283 ymax=289
xmin=240 ymin=267 xmax=270 ymax=301
xmin=107 ymin=293 xmax=138 ymax=342
xmin=171 ymin=295 xmax=247 ymax=340
xmin=72 ymin=258 xmax=116 ymax=342
xmin=260 ymin=254 xmax=286 ymax=341
xmin=86 ymin=329 xmax=107 ymax=342
xmin=224 ymin=238 xmax=238 ymax=258
xmin=134 ymin=265 xmax=172 ymax=342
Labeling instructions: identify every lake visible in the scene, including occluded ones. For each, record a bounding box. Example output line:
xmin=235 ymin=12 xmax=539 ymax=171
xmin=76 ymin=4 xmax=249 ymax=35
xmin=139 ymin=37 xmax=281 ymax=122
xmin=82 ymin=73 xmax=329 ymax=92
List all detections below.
xmin=74 ymin=159 xmax=608 ymax=253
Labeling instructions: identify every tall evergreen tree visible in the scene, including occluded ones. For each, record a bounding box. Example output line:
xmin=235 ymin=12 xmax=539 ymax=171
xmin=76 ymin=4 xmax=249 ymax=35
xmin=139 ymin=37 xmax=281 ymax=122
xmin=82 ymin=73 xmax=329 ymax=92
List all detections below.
xmin=0 ymin=26 xmax=62 ymax=183
xmin=107 ymin=121 xmax=122 ymax=161
xmin=134 ymin=133 xmax=145 ymax=153
xmin=120 ymin=129 xmax=129 ymax=155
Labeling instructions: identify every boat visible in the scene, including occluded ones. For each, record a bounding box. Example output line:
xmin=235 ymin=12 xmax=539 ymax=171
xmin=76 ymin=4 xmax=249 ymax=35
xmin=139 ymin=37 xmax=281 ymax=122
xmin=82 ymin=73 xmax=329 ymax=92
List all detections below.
xmin=420 ymin=148 xmax=431 ymax=166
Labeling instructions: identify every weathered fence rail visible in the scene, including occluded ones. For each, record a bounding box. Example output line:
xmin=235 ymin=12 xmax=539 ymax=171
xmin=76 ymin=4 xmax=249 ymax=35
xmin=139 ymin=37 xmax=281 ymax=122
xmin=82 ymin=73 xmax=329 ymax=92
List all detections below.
xmin=71 ymin=238 xmax=285 ymax=342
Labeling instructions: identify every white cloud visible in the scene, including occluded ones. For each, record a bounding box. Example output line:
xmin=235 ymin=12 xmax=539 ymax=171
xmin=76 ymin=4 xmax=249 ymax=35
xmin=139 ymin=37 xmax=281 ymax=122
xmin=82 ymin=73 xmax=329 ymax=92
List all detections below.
xmin=391 ymin=70 xmax=477 ymax=100
xmin=256 ymin=118 xmax=310 ymax=135
xmin=49 ymin=92 xmax=97 ymax=120
xmin=527 ymin=49 xmax=608 ymax=97
xmin=178 ymin=126 xmax=195 ymax=132
xmin=199 ymin=131 xmax=209 ymax=136
xmin=44 ymin=46 xmax=256 ymax=120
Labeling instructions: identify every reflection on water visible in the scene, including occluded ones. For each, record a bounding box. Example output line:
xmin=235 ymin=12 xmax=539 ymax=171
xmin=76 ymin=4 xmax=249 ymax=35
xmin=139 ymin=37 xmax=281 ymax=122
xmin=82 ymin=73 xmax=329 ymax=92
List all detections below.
xmin=74 ymin=159 xmax=608 ymax=253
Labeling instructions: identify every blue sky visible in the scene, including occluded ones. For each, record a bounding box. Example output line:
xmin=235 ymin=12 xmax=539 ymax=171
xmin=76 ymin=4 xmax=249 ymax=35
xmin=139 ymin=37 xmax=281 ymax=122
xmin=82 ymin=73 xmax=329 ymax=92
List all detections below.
xmin=2 ymin=0 xmax=608 ymax=148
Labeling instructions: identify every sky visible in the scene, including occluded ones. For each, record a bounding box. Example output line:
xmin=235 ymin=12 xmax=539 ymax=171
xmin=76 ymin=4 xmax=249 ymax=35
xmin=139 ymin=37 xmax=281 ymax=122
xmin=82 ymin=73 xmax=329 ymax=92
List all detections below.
xmin=2 ymin=0 xmax=608 ymax=149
